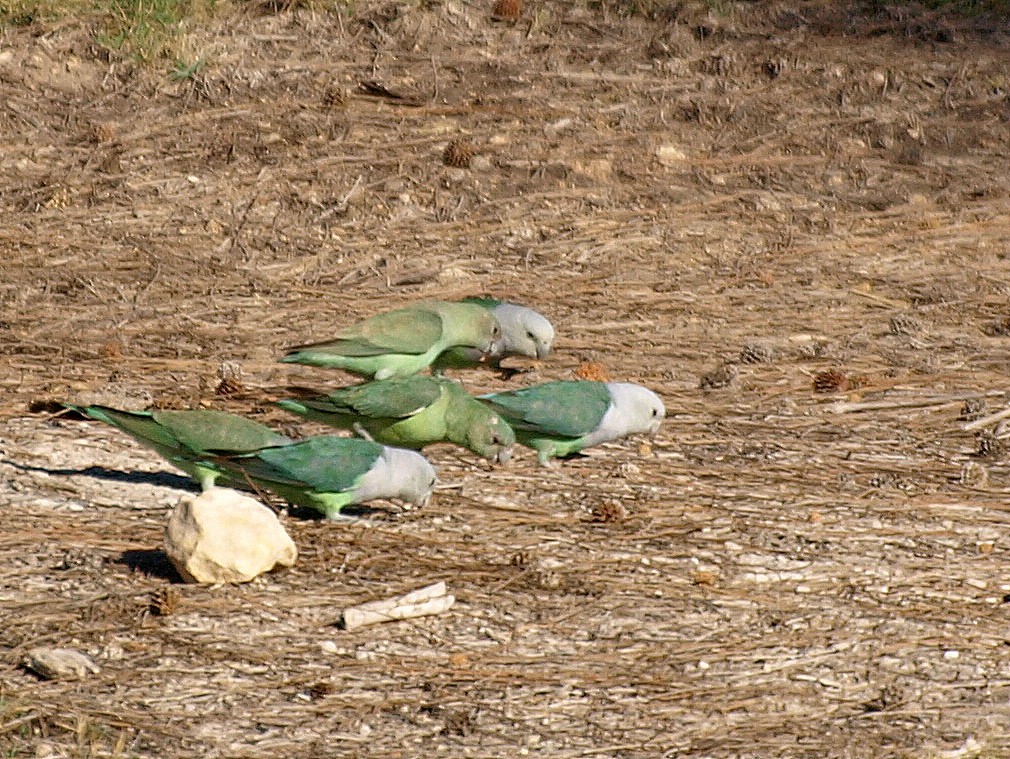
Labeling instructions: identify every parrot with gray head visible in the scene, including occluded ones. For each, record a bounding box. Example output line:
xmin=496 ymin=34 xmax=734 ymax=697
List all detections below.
xmin=278 ymin=375 xmax=514 ymax=463
xmin=281 ymin=300 xmax=501 ymax=379
xmin=478 ymin=381 xmax=665 ymax=465
xmin=213 ymin=436 xmax=436 ymax=519
xmin=432 ymin=298 xmax=554 ymax=376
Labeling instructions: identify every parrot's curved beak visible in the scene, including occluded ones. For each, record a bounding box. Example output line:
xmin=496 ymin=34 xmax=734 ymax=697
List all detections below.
xmin=495 ymin=446 xmax=513 ymax=465
xmin=487 ymin=338 xmax=504 ymax=357
xmin=535 ymin=342 xmax=552 ymax=359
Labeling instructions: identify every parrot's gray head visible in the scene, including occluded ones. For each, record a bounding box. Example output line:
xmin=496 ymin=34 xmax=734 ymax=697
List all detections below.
xmin=491 ymin=303 xmax=554 ymax=360
xmin=605 ymin=383 xmax=666 ymax=436
xmin=375 ymin=447 xmax=437 ymax=508
xmin=467 ymin=410 xmax=516 ymax=464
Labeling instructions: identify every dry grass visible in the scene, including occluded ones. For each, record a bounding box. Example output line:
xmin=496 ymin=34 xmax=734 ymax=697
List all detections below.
xmin=4 ymin=0 xmax=1010 ymax=756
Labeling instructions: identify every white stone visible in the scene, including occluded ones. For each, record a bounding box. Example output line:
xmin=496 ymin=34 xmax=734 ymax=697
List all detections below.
xmin=165 ymin=488 xmax=297 ymax=584
xmin=23 ymin=647 xmax=100 ymax=680
xmin=656 ymin=143 xmax=688 ymax=166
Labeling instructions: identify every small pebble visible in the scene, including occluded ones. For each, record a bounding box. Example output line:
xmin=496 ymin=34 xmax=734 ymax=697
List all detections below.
xmin=23 ymin=647 xmax=100 ymax=680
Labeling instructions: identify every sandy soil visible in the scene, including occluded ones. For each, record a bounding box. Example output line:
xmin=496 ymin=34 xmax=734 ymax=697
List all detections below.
xmin=4 ymin=1 xmax=1010 ymax=756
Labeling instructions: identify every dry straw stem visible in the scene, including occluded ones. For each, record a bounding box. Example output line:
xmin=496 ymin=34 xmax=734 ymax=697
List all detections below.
xmin=823 ymin=395 xmax=972 ymax=414
xmin=341 ymin=581 xmax=455 ymax=630
xmin=963 ymin=404 xmax=1010 ymax=432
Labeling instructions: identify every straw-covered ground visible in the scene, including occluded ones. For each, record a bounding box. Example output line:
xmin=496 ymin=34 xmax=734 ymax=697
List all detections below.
xmin=4 ymin=0 xmax=1010 ymax=755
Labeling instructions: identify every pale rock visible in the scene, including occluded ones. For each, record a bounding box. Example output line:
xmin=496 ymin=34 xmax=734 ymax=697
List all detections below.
xmin=544 ymin=117 xmax=575 ymax=136
xmin=33 ymin=741 xmax=60 ymax=759
xmin=23 ymin=647 xmax=100 ymax=680
xmin=165 ymin=488 xmax=297 ymax=584
xmin=656 ymin=143 xmax=688 ymax=166
xmin=470 ymin=154 xmax=493 ymax=172
xmin=572 ymin=158 xmax=612 ymax=182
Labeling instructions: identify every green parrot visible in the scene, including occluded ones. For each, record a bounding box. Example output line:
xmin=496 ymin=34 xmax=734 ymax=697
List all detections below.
xmin=277 ymin=376 xmax=515 ymax=463
xmin=478 ymin=381 xmax=666 ymax=465
xmin=64 ymin=405 xmax=292 ymax=489
xmin=212 ymin=436 xmax=436 ymax=519
xmin=431 ymin=298 xmax=554 ymax=374
xmin=280 ymin=301 xmax=501 ymax=379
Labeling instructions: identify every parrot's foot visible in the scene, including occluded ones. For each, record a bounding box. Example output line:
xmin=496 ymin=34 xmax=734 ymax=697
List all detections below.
xmin=321 ymin=507 xmax=377 ymax=525
xmin=320 ymin=502 xmax=385 ymax=524
xmin=352 ymin=423 xmax=375 ymax=442
xmin=497 ymin=366 xmax=530 ymax=381
xmin=325 ymin=514 xmax=377 ymax=525
xmin=536 ymin=452 xmax=560 ymax=468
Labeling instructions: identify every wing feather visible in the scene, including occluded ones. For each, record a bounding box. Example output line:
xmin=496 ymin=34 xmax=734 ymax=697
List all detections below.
xmin=288 ymin=309 xmax=444 ymax=357
xmin=480 ymin=381 xmax=610 ymax=438
xmin=227 ymin=437 xmax=384 ymax=493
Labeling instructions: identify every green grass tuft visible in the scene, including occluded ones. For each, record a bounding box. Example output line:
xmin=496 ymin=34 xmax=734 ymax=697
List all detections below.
xmin=0 ymin=0 xmax=225 ymax=62
xmin=97 ymin=0 xmax=220 ymax=62
xmin=170 ymin=55 xmax=203 ymax=79
xmin=0 ymin=0 xmax=92 ymax=27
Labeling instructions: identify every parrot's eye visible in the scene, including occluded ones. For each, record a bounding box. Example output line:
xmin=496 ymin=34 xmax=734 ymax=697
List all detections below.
xmin=652 ymin=408 xmax=659 ymax=417
xmin=526 ymin=331 xmax=535 ymax=340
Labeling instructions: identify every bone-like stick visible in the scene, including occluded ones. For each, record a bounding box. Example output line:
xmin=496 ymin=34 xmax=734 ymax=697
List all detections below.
xmin=341 ymin=582 xmax=454 ymax=630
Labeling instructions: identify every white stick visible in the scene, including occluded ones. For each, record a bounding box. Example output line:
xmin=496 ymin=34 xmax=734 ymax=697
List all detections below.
xmin=341 ymin=582 xmax=454 ymax=630
xmin=963 ymin=406 xmax=1010 ymax=432
xmin=824 ymin=397 xmax=961 ymax=414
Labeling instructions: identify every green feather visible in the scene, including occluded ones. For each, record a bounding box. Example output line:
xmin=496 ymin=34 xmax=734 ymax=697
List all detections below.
xmin=280 ymin=301 xmax=498 ymax=379
xmin=221 ymin=437 xmax=384 ymax=494
xmin=327 ymin=375 xmax=444 ymax=418
xmin=431 ymin=346 xmax=489 ymax=373
xmin=289 ymin=309 xmax=444 ymax=358
xmin=213 ymin=436 xmax=432 ymax=519
xmin=278 ymin=377 xmax=514 ymax=460
xmin=459 ymin=297 xmax=502 ymax=309
xmin=66 ymin=405 xmax=291 ymax=489
xmin=66 ymin=405 xmax=178 ymax=449
xmin=147 ymin=410 xmax=291 ymax=452
xmin=479 ymin=381 xmax=611 ymax=438
xmin=432 ymin=299 xmax=496 ymax=372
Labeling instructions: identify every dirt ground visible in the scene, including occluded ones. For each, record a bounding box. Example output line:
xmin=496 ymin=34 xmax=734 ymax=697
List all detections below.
xmin=4 ymin=0 xmax=1010 ymax=755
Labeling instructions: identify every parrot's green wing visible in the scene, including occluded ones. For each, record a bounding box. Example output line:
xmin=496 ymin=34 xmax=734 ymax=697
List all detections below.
xmin=331 ymin=376 xmax=445 ymax=419
xmin=430 ymin=346 xmax=488 ymax=372
xmin=68 ymin=405 xmax=290 ymax=454
xmin=227 ymin=437 xmax=385 ymax=494
xmin=65 ymin=405 xmax=185 ymax=450
xmin=64 ymin=405 xmax=291 ymax=490
xmin=480 ymin=381 xmax=611 ymax=438
xmin=291 ymin=309 xmax=444 ymax=358
xmin=149 ymin=410 xmax=291 ymax=453
xmin=459 ymin=297 xmax=501 ymax=310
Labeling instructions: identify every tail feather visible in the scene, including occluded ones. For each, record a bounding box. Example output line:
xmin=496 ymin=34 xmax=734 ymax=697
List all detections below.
xmin=64 ymin=404 xmax=182 ymax=450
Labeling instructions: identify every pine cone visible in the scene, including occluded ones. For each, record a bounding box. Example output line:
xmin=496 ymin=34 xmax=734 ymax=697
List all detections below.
xmin=813 ymin=370 xmax=850 ymax=393
xmin=443 ymin=138 xmax=475 ymax=168
xmin=491 ymin=0 xmax=523 ymax=21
